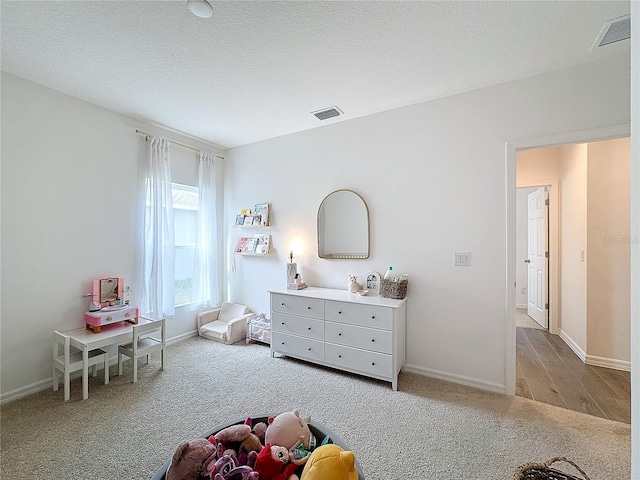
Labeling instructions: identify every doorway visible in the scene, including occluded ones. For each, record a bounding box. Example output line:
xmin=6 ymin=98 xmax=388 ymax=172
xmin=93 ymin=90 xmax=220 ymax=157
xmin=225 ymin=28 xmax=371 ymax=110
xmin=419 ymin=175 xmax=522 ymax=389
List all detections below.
xmin=516 ymin=185 xmax=549 ymax=329
xmin=506 ymin=126 xmax=631 ymax=422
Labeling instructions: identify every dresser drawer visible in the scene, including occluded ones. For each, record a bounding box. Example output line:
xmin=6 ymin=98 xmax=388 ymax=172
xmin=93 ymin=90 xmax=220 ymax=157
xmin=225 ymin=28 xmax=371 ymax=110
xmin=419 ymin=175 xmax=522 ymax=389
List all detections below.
xmin=84 ymin=306 xmax=138 ymax=327
xmin=272 ymin=294 xmax=324 ymax=319
xmin=271 ymin=312 xmax=323 ymax=340
xmin=272 ymin=331 xmax=324 ymax=363
xmin=325 ymin=321 xmax=392 ymax=354
xmin=324 ymin=301 xmax=392 ymax=330
xmin=324 ymin=343 xmax=392 ymax=379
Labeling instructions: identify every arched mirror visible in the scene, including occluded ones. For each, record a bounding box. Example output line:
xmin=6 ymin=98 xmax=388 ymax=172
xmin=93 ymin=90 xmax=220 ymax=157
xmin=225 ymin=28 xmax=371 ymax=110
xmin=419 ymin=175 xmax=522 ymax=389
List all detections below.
xmin=317 ymin=190 xmax=369 ymax=259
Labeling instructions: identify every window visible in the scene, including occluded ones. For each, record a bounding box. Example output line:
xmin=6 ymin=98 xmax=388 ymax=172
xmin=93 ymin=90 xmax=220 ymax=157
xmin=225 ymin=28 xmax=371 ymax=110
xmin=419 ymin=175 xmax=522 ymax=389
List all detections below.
xmin=172 ymin=182 xmax=199 ymax=306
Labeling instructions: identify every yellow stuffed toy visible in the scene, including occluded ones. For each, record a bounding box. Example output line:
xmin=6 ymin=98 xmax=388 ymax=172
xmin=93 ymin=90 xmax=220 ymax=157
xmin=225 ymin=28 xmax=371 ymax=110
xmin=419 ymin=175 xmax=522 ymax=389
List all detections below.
xmin=300 ymin=444 xmax=358 ymax=480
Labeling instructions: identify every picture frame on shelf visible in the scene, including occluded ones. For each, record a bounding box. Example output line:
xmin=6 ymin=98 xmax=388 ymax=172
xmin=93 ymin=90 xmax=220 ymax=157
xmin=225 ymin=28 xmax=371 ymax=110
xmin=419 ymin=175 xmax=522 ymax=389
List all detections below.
xmin=243 ymin=215 xmax=254 ymax=226
xmin=252 ymin=215 xmax=262 ymax=226
xmin=364 ymin=271 xmax=381 ymax=295
xmin=235 ymin=214 xmax=245 ymax=226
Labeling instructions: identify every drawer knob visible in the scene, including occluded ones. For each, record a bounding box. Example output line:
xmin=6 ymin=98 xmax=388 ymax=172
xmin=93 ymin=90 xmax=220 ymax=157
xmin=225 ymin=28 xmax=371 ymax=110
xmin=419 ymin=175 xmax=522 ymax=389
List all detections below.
xmin=338 ymin=311 xmax=342 ymax=314
xmin=281 ymin=342 xmax=285 ymax=345
xmin=338 ymin=333 xmax=342 ymax=336
xmin=338 ymin=355 xmax=342 ymax=358
xmin=307 ymin=327 xmax=311 ymax=330
xmin=281 ymin=322 xmax=285 ymax=325
xmin=281 ymin=302 xmax=285 ymax=305
xmin=307 ymin=306 xmax=311 ymax=310
xmin=371 ymin=339 xmax=375 ymax=342
xmin=107 ymin=316 xmax=112 ymax=321
xmin=307 ymin=347 xmax=311 ymax=351
xmin=371 ymin=315 xmax=375 ymax=319
xmin=371 ymin=362 xmax=376 ymax=366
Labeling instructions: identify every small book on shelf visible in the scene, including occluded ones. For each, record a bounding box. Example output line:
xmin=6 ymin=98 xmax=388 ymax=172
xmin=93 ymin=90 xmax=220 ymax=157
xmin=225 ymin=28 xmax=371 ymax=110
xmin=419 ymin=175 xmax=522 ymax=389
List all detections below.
xmin=253 ymin=234 xmax=271 ymax=255
xmin=246 ymin=238 xmax=258 ymax=254
xmin=234 ymin=236 xmax=251 ymax=253
xmin=254 ymin=203 xmax=270 ymax=226
xmin=235 ymin=234 xmax=270 ymax=255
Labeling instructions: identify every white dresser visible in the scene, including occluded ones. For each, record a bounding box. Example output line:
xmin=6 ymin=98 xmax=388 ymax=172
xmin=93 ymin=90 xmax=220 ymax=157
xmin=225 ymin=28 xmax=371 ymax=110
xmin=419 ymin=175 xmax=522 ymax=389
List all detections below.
xmin=269 ymin=287 xmax=406 ymax=390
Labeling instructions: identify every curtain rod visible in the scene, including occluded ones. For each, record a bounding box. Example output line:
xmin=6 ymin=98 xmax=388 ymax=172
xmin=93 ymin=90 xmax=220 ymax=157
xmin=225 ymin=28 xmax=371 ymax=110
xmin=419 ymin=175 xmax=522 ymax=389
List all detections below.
xmin=135 ymin=129 xmax=224 ymax=160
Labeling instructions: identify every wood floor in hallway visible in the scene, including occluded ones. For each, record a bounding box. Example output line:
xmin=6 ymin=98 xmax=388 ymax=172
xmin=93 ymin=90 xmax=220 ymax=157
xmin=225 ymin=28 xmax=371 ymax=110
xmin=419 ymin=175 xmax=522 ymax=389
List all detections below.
xmin=516 ymin=326 xmax=631 ymax=424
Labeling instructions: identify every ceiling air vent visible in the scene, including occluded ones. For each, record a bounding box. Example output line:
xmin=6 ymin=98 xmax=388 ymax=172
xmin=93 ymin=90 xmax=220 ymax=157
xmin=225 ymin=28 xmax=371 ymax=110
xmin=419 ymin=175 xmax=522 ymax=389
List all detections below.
xmin=312 ymin=106 xmax=343 ymax=121
xmin=591 ymin=14 xmax=630 ymax=50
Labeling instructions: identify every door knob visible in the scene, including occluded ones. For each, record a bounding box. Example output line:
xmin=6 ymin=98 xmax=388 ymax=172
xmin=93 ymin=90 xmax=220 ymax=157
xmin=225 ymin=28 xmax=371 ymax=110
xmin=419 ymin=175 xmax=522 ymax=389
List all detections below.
xmin=524 ymin=259 xmax=531 ymax=263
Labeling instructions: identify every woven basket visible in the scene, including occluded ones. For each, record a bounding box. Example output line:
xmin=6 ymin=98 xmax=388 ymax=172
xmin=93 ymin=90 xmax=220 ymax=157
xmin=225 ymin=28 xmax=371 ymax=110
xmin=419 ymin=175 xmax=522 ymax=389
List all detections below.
xmin=380 ymin=279 xmax=408 ymax=299
xmin=514 ymin=457 xmax=590 ymax=480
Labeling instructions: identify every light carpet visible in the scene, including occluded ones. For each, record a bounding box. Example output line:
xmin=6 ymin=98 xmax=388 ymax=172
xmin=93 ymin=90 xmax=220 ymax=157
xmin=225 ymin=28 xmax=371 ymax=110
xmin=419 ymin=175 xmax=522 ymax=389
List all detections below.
xmin=516 ymin=308 xmax=545 ymax=330
xmin=0 ymin=337 xmax=630 ymax=479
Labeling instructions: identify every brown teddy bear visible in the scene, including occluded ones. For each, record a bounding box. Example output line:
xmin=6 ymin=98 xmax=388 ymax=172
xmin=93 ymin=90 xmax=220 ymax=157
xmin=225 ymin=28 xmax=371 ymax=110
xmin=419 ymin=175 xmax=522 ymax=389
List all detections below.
xmin=166 ymin=438 xmax=217 ymax=480
xmin=213 ymin=422 xmax=263 ymax=466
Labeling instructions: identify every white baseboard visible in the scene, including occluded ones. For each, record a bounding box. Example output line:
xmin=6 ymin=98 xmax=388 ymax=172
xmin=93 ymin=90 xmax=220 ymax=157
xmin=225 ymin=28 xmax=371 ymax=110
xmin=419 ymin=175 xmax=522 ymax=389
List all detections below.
xmin=585 ymin=354 xmax=631 ymax=372
xmin=403 ymin=364 xmax=506 ymax=394
xmin=0 ymin=378 xmax=53 ymax=405
xmin=516 ymin=304 xmax=527 ymax=310
xmin=0 ymin=331 xmax=198 ymax=405
xmin=558 ymin=329 xmax=587 ymax=362
xmin=558 ymin=329 xmax=630 ymax=371
xmin=168 ymin=330 xmax=198 ymax=345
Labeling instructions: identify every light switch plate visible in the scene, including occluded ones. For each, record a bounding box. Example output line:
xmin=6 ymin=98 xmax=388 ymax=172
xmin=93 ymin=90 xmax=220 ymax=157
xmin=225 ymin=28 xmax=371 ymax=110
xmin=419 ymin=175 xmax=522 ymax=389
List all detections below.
xmin=454 ymin=252 xmax=470 ymax=266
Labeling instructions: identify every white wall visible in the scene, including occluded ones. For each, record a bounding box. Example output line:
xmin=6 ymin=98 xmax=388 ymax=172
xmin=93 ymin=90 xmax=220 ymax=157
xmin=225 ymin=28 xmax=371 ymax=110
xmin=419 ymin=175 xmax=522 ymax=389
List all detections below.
xmin=0 ymin=72 xmax=223 ymax=400
xmin=559 ymin=144 xmax=588 ymax=353
xmin=517 ymin=147 xmax=562 ymax=184
xmin=225 ymin=53 xmax=630 ymax=392
xmin=587 ymin=138 xmax=630 ymax=364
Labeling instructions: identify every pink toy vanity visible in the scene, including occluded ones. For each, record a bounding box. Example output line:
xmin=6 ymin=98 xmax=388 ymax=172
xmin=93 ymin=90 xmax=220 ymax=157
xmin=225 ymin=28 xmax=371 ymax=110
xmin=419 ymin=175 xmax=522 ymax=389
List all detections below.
xmin=84 ymin=277 xmax=138 ymax=333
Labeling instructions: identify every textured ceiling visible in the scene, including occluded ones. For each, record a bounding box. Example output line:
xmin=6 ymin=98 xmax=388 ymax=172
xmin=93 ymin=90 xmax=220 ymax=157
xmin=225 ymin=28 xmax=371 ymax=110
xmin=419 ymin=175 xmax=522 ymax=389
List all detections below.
xmin=1 ymin=1 xmax=631 ymax=149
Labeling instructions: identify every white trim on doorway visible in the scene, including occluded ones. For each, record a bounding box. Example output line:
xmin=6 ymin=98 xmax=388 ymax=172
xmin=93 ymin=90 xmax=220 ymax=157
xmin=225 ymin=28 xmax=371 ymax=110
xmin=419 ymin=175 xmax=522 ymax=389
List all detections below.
xmin=504 ymin=123 xmax=630 ymax=396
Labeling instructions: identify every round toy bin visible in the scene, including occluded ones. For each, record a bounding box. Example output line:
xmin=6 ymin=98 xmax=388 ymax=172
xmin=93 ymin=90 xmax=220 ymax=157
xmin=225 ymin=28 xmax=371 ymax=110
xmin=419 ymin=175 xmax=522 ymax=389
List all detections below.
xmin=150 ymin=414 xmax=365 ymax=480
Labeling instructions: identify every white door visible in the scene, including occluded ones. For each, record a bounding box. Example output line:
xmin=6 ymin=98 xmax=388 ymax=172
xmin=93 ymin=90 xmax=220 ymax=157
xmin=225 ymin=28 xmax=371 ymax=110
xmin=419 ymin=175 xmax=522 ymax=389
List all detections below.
xmin=526 ymin=187 xmax=548 ymax=328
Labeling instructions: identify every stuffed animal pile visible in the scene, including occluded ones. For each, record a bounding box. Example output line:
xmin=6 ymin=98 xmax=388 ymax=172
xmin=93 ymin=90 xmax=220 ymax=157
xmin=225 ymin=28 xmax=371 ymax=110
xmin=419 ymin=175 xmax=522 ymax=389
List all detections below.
xmin=165 ymin=410 xmax=358 ymax=480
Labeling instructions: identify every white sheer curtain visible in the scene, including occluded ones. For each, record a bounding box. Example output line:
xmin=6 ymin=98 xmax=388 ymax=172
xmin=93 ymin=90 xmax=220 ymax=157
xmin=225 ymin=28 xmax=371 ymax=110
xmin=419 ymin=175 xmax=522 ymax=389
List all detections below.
xmin=191 ymin=151 xmax=220 ymax=308
xmin=142 ymin=136 xmax=175 ymax=319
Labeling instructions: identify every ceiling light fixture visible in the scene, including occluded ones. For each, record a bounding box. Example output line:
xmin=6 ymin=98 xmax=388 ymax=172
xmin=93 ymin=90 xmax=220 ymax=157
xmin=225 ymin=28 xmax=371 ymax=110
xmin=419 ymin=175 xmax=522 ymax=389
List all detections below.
xmin=187 ymin=0 xmax=213 ymax=19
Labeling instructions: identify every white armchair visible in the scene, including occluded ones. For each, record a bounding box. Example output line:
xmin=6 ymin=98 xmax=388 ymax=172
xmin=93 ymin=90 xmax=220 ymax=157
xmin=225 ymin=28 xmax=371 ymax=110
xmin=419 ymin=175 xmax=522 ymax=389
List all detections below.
xmin=197 ymin=302 xmax=253 ymax=344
